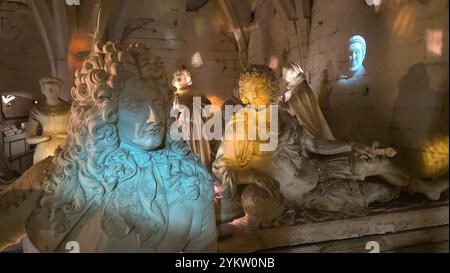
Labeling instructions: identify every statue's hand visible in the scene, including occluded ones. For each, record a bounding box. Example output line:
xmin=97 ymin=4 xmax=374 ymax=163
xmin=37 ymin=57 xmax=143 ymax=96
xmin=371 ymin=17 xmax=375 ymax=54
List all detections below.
xmin=41 ymin=135 xmax=51 ymax=142
xmin=26 ymin=135 xmax=51 ymax=145
xmin=55 ymin=133 xmax=69 ymax=139
xmin=350 ymin=142 xmax=374 ymax=158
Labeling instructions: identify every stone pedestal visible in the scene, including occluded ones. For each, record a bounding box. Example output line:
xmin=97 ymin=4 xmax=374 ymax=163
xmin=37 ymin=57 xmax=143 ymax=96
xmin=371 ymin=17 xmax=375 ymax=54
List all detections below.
xmin=218 ymin=200 xmax=449 ymax=253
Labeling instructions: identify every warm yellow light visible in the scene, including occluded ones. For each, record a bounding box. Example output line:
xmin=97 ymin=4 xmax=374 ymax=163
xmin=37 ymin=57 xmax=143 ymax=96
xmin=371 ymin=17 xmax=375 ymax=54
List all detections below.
xmin=268 ymin=56 xmax=279 ymax=70
xmin=365 ymin=0 xmax=383 ymax=6
xmin=207 ymin=95 xmax=224 ymax=107
xmin=191 ymin=51 xmax=204 ymax=68
xmin=422 ymin=137 xmax=449 ymax=177
xmin=67 ymin=32 xmax=91 ymax=70
xmin=392 ymin=6 xmax=416 ymax=37
xmin=426 ymin=29 xmax=443 ymax=56
xmin=194 ymin=17 xmax=207 ymax=36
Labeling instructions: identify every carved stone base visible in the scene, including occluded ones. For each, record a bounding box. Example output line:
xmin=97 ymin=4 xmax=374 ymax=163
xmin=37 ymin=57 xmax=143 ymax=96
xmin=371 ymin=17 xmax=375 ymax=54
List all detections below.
xmin=218 ymin=199 xmax=449 ymax=253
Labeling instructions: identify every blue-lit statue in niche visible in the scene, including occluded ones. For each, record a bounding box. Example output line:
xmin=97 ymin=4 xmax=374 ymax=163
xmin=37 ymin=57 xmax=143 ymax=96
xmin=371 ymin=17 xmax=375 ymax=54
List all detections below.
xmin=318 ymin=35 xmax=371 ymax=141
xmin=0 ymin=41 xmax=217 ymax=253
xmin=347 ymin=35 xmax=367 ymax=75
xmin=338 ymin=35 xmax=369 ymax=88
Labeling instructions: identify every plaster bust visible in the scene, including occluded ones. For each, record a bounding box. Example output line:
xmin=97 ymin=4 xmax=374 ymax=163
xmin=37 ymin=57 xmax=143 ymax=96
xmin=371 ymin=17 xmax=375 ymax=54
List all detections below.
xmin=0 ymin=42 xmax=216 ymax=252
xmin=26 ymin=76 xmax=70 ymax=164
xmin=347 ymin=35 xmax=367 ymax=76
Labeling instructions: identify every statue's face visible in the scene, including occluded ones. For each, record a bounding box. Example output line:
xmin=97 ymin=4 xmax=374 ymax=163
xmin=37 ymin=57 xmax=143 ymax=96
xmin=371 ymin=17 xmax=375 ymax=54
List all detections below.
xmin=117 ymin=77 xmax=166 ymax=151
xmin=240 ymin=77 xmax=274 ymax=108
xmin=41 ymin=82 xmax=61 ymax=101
xmin=172 ymin=73 xmax=184 ymax=89
xmin=348 ymin=42 xmax=365 ymax=72
xmin=172 ymin=72 xmax=191 ymax=90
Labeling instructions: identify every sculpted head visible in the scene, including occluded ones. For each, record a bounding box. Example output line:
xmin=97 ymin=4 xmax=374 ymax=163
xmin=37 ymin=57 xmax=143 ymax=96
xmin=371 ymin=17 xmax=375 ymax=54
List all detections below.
xmin=171 ymin=69 xmax=192 ymax=91
xmin=348 ymin=35 xmax=367 ymax=73
xmin=238 ymin=65 xmax=279 ymax=108
xmin=39 ymin=76 xmax=63 ymax=102
xmin=117 ymin=71 xmax=167 ymax=151
xmin=42 ymin=41 xmax=171 ymax=237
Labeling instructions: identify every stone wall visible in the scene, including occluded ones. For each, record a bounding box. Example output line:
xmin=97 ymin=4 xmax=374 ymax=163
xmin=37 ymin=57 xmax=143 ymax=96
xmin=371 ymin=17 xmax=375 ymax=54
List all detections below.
xmin=0 ymin=1 xmax=51 ymax=118
xmin=246 ymin=0 xmax=303 ymax=85
xmin=1 ymin=0 xmax=448 ymax=177
xmin=120 ymin=0 xmax=241 ymax=106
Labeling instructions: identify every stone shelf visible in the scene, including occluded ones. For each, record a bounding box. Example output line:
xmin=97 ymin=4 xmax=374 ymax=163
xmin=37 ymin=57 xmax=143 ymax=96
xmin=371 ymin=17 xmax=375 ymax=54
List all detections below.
xmin=218 ymin=204 xmax=449 ymax=253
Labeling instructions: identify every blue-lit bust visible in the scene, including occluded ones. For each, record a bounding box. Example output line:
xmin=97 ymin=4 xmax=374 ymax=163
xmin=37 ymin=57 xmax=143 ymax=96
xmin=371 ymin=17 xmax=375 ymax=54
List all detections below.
xmin=0 ymin=42 xmax=217 ymax=253
xmin=347 ymin=35 xmax=367 ymax=75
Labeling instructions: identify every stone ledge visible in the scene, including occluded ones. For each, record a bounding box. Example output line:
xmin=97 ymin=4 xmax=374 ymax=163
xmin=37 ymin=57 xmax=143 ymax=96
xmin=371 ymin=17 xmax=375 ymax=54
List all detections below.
xmin=218 ymin=205 xmax=449 ymax=253
xmin=261 ymin=225 xmax=449 ymax=253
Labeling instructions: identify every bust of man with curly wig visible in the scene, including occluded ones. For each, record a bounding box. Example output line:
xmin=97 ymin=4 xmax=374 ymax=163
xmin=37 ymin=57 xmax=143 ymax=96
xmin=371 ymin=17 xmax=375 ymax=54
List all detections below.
xmin=0 ymin=42 xmax=217 ymax=253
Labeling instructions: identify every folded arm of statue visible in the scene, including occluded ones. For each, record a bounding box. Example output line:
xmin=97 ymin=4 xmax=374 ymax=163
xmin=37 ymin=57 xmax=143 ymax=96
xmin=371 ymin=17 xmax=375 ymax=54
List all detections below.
xmin=25 ymin=119 xmax=50 ymax=145
xmin=302 ymin=131 xmax=386 ymax=159
xmin=302 ymin=132 xmax=352 ymax=155
xmin=54 ymin=133 xmax=69 ymax=139
xmin=213 ymin=142 xmax=279 ymax=199
xmin=26 ymin=136 xmax=51 ymax=145
xmin=303 ymin=133 xmax=380 ymax=158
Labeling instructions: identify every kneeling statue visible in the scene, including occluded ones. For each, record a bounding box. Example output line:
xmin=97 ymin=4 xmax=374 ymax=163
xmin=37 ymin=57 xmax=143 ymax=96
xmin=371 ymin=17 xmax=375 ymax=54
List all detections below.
xmin=213 ymin=64 xmax=448 ymax=231
xmin=0 ymin=42 xmax=216 ymax=252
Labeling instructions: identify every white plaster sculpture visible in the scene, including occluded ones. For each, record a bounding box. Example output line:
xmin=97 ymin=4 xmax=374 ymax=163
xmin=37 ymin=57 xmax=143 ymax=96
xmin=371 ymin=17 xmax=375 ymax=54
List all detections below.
xmin=213 ymin=65 xmax=449 ymax=231
xmin=0 ymin=42 xmax=217 ymax=253
xmin=348 ymin=35 xmax=366 ymax=75
xmin=26 ymin=76 xmax=70 ymax=164
xmin=281 ymin=63 xmax=335 ymax=140
xmin=339 ymin=35 xmax=369 ymax=90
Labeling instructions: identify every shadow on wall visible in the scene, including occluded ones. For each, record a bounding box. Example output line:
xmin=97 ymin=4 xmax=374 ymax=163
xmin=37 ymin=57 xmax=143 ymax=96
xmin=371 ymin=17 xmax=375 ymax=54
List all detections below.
xmin=317 ymin=61 xmax=374 ymax=145
xmin=390 ymin=63 xmax=448 ymax=177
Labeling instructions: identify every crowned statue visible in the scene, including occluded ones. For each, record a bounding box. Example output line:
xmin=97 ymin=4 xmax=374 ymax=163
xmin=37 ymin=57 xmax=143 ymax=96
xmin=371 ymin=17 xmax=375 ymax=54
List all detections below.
xmin=0 ymin=42 xmax=217 ymax=252
xmin=213 ymin=64 xmax=448 ymax=232
xmin=26 ymin=76 xmax=71 ymax=164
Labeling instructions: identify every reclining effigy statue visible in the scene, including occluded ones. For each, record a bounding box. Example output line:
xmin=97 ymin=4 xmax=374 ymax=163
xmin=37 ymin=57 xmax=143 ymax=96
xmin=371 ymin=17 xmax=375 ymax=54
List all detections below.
xmin=213 ymin=64 xmax=449 ymax=231
xmin=0 ymin=41 xmax=216 ymax=252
